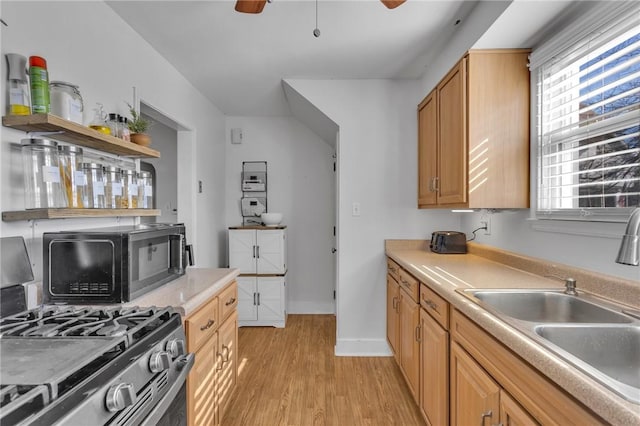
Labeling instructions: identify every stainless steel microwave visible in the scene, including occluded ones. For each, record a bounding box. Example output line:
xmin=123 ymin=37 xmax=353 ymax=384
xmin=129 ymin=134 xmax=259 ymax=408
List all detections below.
xmin=43 ymin=223 xmax=193 ymax=304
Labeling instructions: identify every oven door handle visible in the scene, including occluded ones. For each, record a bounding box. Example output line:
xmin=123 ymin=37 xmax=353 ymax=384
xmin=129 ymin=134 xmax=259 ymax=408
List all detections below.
xmin=139 ymin=352 xmax=195 ymax=426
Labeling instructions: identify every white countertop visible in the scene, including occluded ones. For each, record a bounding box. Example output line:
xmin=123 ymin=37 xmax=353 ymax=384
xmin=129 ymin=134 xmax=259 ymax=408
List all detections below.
xmin=123 ymin=268 xmax=239 ymax=317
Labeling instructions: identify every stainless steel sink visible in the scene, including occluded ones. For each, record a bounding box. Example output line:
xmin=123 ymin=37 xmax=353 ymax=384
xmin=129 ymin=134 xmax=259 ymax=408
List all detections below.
xmin=535 ymin=325 xmax=640 ymax=402
xmin=467 ymin=289 xmax=633 ymax=323
xmin=459 ymin=288 xmax=640 ymax=404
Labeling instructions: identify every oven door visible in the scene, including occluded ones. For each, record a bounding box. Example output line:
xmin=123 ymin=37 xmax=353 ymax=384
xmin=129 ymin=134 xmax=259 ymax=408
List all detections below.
xmin=141 ymin=353 xmax=194 ymax=426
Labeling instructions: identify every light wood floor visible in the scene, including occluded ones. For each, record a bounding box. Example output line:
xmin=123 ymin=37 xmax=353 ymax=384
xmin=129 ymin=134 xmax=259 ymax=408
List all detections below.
xmin=222 ymin=314 xmax=425 ymax=426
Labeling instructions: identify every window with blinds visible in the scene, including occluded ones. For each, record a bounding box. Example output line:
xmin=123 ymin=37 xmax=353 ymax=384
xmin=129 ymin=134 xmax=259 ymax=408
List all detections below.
xmin=533 ymin=2 xmax=640 ymax=221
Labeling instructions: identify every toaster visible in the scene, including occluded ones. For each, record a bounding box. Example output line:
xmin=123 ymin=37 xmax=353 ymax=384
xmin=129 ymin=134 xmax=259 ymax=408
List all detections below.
xmin=430 ymin=231 xmax=467 ymax=254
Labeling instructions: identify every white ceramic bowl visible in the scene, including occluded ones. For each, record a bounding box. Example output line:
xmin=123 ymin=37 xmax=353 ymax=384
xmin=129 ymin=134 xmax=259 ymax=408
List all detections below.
xmin=261 ymin=213 xmax=283 ymax=226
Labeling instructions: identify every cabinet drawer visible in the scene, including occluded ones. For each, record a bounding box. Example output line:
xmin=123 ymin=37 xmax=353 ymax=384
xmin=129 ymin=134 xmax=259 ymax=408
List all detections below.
xmin=420 ymin=284 xmax=449 ymax=330
xmin=186 ymin=296 xmax=219 ymax=351
xmin=387 ymin=258 xmax=401 ymax=282
xmin=399 ymin=268 xmax=419 ymax=303
xmin=219 ymin=281 xmax=238 ymax=322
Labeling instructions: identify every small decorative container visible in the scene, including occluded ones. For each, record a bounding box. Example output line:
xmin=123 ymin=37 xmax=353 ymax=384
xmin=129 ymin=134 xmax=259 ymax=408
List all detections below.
xmin=104 ymin=166 xmax=123 ymax=209
xmin=121 ymin=169 xmax=138 ymax=209
xmin=21 ymin=138 xmax=65 ymax=209
xmin=81 ymin=162 xmax=105 ymax=208
xmin=137 ymin=171 xmax=153 ymax=209
xmin=58 ymin=145 xmax=85 ymax=208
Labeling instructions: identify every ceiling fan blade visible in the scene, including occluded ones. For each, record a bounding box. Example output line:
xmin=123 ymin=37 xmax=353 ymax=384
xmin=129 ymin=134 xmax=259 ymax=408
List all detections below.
xmin=235 ymin=0 xmax=267 ymax=14
xmin=381 ymin=0 xmax=406 ymax=9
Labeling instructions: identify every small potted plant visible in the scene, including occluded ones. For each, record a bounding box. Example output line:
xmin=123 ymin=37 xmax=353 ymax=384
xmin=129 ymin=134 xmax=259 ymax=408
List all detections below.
xmin=126 ymin=102 xmax=152 ymax=146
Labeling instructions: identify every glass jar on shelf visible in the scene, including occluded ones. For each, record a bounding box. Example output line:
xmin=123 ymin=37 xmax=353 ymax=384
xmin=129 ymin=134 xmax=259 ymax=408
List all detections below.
xmin=121 ymin=169 xmax=138 ymax=209
xmin=81 ymin=162 xmax=105 ymax=208
xmin=137 ymin=171 xmax=153 ymax=209
xmin=58 ymin=145 xmax=85 ymax=209
xmin=21 ymin=138 xmax=66 ymax=209
xmin=103 ymin=166 xmax=123 ymax=209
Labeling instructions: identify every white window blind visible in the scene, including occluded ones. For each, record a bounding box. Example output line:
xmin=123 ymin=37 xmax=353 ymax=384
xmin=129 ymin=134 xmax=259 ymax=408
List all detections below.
xmin=532 ymin=2 xmax=640 ymax=221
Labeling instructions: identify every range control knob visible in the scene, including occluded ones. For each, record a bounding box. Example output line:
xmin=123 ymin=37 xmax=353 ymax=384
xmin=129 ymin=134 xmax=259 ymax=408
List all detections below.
xmin=165 ymin=339 xmax=186 ymax=358
xmin=105 ymin=383 xmax=136 ymax=412
xmin=149 ymin=351 xmax=171 ymax=373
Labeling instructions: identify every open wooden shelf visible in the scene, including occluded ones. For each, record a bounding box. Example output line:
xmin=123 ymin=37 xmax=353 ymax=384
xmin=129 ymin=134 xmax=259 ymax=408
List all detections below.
xmin=2 ymin=208 xmax=161 ymax=222
xmin=2 ymin=114 xmax=160 ymax=158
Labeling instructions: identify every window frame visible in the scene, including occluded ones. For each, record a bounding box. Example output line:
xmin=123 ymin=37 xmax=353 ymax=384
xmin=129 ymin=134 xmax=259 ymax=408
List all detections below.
xmin=530 ymin=1 xmax=640 ymax=223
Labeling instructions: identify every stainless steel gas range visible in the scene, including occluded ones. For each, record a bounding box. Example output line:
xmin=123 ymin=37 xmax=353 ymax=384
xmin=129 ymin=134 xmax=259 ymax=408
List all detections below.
xmin=0 ymin=305 xmax=194 ymax=426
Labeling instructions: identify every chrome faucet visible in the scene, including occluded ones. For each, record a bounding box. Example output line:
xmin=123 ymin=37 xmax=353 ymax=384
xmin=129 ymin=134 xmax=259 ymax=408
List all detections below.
xmin=564 ymin=278 xmax=577 ymax=296
xmin=545 ymin=274 xmax=578 ymax=295
xmin=616 ymin=207 xmax=640 ymax=266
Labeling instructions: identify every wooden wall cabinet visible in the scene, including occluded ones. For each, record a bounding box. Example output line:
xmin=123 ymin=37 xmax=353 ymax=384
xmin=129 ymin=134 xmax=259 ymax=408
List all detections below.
xmin=185 ymin=280 xmax=238 ymax=426
xmin=418 ymin=49 xmax=531 ymax=209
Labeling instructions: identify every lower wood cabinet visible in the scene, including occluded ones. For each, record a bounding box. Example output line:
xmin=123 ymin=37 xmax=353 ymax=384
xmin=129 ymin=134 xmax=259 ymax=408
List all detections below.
xmin=399 ymin=288 xmax=420 ymax=399
xmin=451 ymin=309 xmax=603 ymax=425
xmin=186 ymin=280 xmax=238 ymax=426
xmin=386 ymin=257 xmax=605 ymax=426
xmin=189 ymin=334 xmax=218 ymax=426
xmin=450 ymin=341 xmax=537 ymax=426
xmin=419 ymin=307 xmax=449 ymax=426
xmin=217 ymin=311 xmax=238 ymax=417
xmin=387 ymin=261 xmax=427 ymax=407
xmin=386 ymin=274 xmax=400 ymax=365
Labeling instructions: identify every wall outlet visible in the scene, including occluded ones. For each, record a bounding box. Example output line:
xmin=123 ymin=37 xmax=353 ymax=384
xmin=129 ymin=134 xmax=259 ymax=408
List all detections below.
xmin=480 ymin=217 xmax=491 ymax=235
xmin=352 ymin=202 xmax=361 ymax=217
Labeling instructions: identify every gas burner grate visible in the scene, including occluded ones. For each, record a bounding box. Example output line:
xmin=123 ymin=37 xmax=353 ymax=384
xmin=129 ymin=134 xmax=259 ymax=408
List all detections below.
xmin=0 ymin=306 xmax=174 ymax=346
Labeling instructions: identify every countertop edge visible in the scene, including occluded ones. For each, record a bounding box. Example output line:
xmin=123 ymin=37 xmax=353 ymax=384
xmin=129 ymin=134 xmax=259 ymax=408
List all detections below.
xmin=123 ymin=268 xmax=240 ymax=317
xmin=386 ymin=246 xmax=640 ymax=426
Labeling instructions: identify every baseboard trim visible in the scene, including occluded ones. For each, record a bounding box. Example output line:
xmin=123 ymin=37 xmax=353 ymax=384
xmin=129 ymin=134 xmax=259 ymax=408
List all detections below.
xmin=334 ymin=338 xmax=393 ymax=357
xmin=287 ymin=301 xmax=336 ymax=314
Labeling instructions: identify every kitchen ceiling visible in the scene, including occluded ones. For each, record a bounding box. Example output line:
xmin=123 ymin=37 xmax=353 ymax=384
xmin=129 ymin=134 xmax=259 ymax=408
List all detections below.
xmin=107 ymin=0 xmax=479 ymax=116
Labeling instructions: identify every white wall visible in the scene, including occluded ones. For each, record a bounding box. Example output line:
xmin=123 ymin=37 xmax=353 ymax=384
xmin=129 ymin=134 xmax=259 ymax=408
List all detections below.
xmin=285 ymin=79 xmax=461 ymax=355
xmin=1 ymin=1 xmax=227 ymax=277
xmin=224 ymin=116 xmax=337 ymax=313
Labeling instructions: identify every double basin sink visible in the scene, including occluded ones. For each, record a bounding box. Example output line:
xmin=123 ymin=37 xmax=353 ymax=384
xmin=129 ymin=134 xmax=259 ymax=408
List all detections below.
xmin=461 ymin=288 xmax=640 ymax=404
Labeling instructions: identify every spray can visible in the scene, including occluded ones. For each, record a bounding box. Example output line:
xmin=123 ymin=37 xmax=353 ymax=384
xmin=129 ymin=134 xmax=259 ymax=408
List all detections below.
xmin=29 ymin=56 xmax=50 ymax=114
xmin=5 ymin=54 xmax=31 ymax=115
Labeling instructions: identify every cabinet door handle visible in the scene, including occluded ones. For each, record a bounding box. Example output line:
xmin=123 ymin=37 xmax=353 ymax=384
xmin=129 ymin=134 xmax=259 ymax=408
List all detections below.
xmin=392 ymin=296 xmax=397 ymax=310
xmin=252 ymin=245 xmax=256 ymax=258
xmin=256 ymin=246 xmax=260 ymax=259
xmin=433 ymin=176 xmax=440 ymax=192
xmin=257 ymin=293 xmax=260 ymax=306
xmin=480 ymin=410 xmax=493 ymax=426
xmin=222 ymin=345 xmax=230 ymax=362
xmin=200 ymin=319 xmax=215 ymax=331
xmin=253 ymin=293 xmax=257 ymax=306
xmin=225 ymin=297 xmax=236 ymax=306
xmin=415 ymin=324 xmax=421 ymax=343
xmin=424 ymin=299 xmax=438 ymax=311
xmin=216 ymin=352 xmax=224 ymax=371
